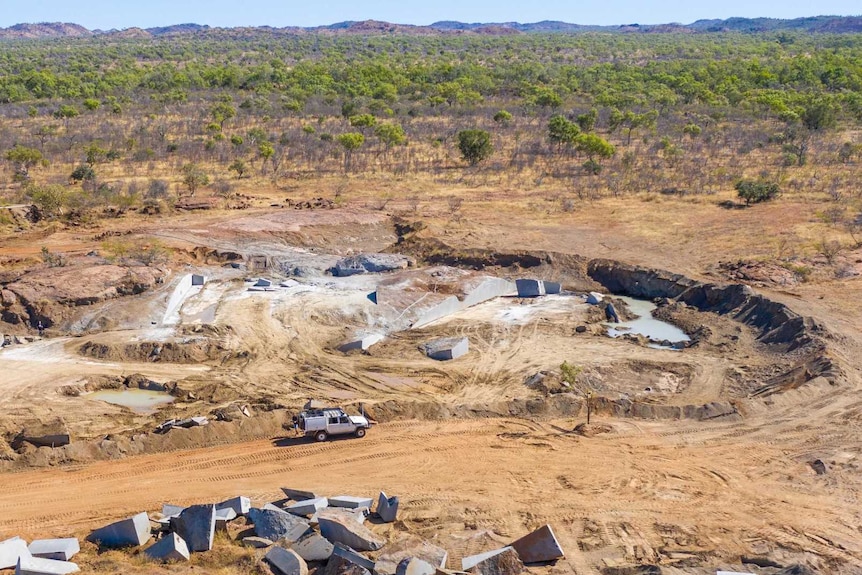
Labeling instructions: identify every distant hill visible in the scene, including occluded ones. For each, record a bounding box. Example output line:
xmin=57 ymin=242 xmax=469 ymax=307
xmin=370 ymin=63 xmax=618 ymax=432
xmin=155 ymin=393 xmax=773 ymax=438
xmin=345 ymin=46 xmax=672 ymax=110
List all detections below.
xmin=1 ymin=15 xmax=861 ymax=40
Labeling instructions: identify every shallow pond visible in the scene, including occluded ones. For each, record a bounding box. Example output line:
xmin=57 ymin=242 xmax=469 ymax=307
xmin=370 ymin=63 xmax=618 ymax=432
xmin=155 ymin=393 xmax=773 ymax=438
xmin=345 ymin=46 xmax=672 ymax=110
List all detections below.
xmin=89 ymin=389 xmax=175 ymax=414
xmin=606 ymin=296 xmax=691 ymax=347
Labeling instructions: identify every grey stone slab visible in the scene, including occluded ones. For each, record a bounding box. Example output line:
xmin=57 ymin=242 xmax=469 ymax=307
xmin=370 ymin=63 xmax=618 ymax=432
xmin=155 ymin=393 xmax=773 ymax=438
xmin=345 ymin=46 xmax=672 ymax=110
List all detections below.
xmin=396 ymin=558 xmax=435 ymax=575
xmin=191 ymin=275 xmax=206 ymax=286
xmin=543 ymin=282 xmax=562 ymax=295
xmin=318 ymin=516 xmax=384 ymax=551
xmin=14 ymin=557 xmax=79 ymax=575
xmin=291 ymin=533 xmax=334 ymax=563
xmin=88 ymin=512 xmax=151 ymax=548
xmin=170 ymin=504 xmax=216 ymax=553
xmin=461 ymin=548 xmax=512 ymax=571
xmin=266 ymin=547 xmax=308 ymax=575
xmin=313 ymin=507 xmax=367 ymax=526
xmin=288 ymin=497 xmax=328 ymax=517
xmin=422 ymin=337 xmax=469 ymax=361
xmin=332 ymin=544 xmax=375 ymax=571
xmin=376 ymin=492 xmax=399 ymax=523
xmin=339 ymin=334 xmax=385 ymax=353
xmin=516 ymin=279 xmax=545 ymax=298
xmin=329 ymin=496 xmax=374 ymax=509
xmin=144 ymin=532 xmax=190 ymax=563
xmin=264 ymin=502 xmax=291 ymax=514
xmin=217 ymin=496 xmax=251 ymax=516
xmin=27 ymin=539 xmax=79 ymax=562
xmin=374 ymin=536 xmax=448 ymax=575
xmin=510 ymin=525 xmax=563 ymax=564
xmin=462 ymin=547 xmax=523 ymax=575
xmin=162 ymin=504 xmax=185 ymax=518
xmin=255 ymin=279 xmax=273 ymax=287
xmin=242 ymin=537 xmax=274 ymax=549
xmin=1 ymin=537 xmax=31 ymax=570
xmin=215 ymin=507 xmax=238 ymax=527
xmin=248 ymin=508 xmax=311 ymax=543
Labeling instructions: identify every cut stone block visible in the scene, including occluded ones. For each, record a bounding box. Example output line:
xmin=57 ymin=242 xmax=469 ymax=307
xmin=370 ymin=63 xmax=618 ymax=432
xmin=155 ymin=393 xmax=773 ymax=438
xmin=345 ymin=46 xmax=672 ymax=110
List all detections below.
xmin=543 ymin=282 xmax=562 ymax=295
xmin=255 ymin=278 xmax=273 ymax=287
xmin=217 ymin=496 xmax=251 ymax=516
xmin=28 ymin=539 xmax=79 ymax=562
xmin=376 ymin=492 xmax=399 ymax=523
xmin=288 ymin=497 xmax=328 ymax=516
xmin=338 ymin=334 xmax=385 ymax=353
xmin=15 ymin=557 xmax=79 ymax=575
xmin=215 ymin=507 xmax=238 ymax=528
xmin=374 ymin=536 xmax=448 ymax=575
xmin=396 ymin=558 xmax=435 ymax=575
xmin=1 ymin=537 xmax=31 ymax=570
xmin=266 ymin=547 xmax=308 ymax=575
xmin=191 ymin=275 xmax=206 ymax=286
xmin=318 ymin=516 xmax=384 ymax=551
xmin=242 ymin=537 xmax=274 ymax=549
xmin=291 ymin=533 xmax=334 ymax=562
xmin=462 ymin=547 xmax=523 ymax=575
xmin=329 ymin=496 xmax=374 ymax=509
xmin=144 ymin=532 xmax=190 ymax=563
xmin=170 ymin=504 xmax=216 ymax=553
xmin=162 ymin=504 xmax=185 ymax=518
xmin=510 ymin=525 xmax=564 ymax=564
xmin=332 ymin=544 xmax=375 ymax=571
xmin=282 ymin=488 xmax=321 ymax=501
xmin=264 ymin=502 xmax=291 ymax=514
xmin=88 ymin=512 xmax=151 ymax=548
xmin=516 ymin=279 xmax=545 ymax=298
xmin=248 ymin=508 xmax=311 ymax=543
xmin=422 ymin=337 xmax=469 ymax=361
xmin=586 ymin=292 xmax=604 ymax=305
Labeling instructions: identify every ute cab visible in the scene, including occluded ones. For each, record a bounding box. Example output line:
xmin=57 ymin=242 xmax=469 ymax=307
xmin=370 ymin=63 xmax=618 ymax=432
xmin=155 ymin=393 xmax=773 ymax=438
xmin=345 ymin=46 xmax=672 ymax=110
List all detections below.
xmin=298 ymin=407 xmax=370 ymax=442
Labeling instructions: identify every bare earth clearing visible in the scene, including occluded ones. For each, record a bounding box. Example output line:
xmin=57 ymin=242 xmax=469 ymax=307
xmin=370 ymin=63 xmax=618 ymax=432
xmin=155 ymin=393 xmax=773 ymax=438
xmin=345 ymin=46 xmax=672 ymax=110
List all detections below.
xmin=2 ymin=192 xmax=862 ymax=575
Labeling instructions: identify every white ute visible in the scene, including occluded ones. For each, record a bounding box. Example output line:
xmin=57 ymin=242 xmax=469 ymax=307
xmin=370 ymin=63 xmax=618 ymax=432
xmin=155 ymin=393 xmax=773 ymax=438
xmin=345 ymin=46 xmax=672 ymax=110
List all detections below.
xmin=298 ymin=407 xmax=370 ymax=441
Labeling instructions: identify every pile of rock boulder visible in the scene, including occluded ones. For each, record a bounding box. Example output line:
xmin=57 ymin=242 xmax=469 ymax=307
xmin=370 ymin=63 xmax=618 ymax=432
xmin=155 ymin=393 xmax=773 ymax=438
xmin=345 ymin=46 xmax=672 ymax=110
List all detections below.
xmin=4 ymin=486 xmax=564 ymax=575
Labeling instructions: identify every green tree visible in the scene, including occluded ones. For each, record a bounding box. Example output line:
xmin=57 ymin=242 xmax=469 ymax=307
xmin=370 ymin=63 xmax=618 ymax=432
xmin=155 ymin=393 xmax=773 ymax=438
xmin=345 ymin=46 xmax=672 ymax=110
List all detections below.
xmin=257 ymin=141 xmax=275 ymax=172
xmin=210 ymin=101 xmax=236 ymax=128
xmin=457 ymin=129 xmax=493 ymax=166
xmin=5 ymin=145 xmax=48 ymax=181
xmin=532 ymin=87 xmax=562 ymax=109
xmin=228 ymin=159 xmax=247 ymax=178
xmin=735 ymin=179 xmax=780 ymax=205
xmin=34 ymin=124 xmax=58 ymax=150
xmin=374 ymin=123 xmax=406 ymax=149
xmin=84 ymin=143 xmax=108 ymax=167
xmin=82 ymin=98 xmax=100 ymax=111
xmin=576 ymin=109 xmax=598 ymax=132
xmin=337 ymin=133 xmax=365 ymax=172
xmin=181 ymin=163 xmax=210 ymax=196
xmin=53 ymin=105 xmax=79 ymax=127
xmin=349 ymin=114 xmax=377 ymax=129
xmin=548 ymin=115 xmax=580 ymax=151
xmin=575 ymin=133 xmax=616 ymax=175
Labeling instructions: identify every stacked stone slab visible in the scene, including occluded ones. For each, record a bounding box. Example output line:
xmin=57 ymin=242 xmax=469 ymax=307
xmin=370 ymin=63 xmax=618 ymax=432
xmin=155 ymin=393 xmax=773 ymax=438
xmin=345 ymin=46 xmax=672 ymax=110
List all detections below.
xmin=248 ymin=508 xmax=311 ymax=543
xmin=27 ymin=540 xmax=79 ymax=562
xmin=144 ymin=532 xmax=190 ymax=562
xmin=318 ymin=516 xmax=384 ymax=552
xmin=376 ymin=492 xmax=399 ymax=523
xmin=510 ymin=525 xmax=564 ymax=564
xmin=265 ymin=547 xmax=308 ymax=575
xmin=422 ymin=337 xmax=469 ymax=361
xmin=170 ymin=505 xmax=216 ymax=553
xmin=88 ymin=513 xmax=151 ymax=548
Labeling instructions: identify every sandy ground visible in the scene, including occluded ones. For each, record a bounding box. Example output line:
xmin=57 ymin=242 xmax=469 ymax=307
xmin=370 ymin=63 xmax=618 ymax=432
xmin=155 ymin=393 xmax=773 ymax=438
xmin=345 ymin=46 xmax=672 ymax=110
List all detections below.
xmin=1 ymin=415 xmax=861 ymax=574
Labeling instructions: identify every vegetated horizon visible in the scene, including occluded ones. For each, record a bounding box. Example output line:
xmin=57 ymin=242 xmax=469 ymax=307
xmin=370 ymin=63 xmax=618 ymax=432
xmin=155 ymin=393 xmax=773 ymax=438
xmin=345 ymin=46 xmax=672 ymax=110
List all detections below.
xmin=0 ymin=21 xmax=861 ymax=238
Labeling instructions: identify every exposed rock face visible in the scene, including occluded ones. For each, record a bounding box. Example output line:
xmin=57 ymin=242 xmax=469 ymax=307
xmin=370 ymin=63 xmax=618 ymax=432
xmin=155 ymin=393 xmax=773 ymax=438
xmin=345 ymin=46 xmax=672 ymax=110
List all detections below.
xmin=0 ymin=264 xmax=164 ymax=329
xmin=331 ymin=254 xmax=413 ymax=277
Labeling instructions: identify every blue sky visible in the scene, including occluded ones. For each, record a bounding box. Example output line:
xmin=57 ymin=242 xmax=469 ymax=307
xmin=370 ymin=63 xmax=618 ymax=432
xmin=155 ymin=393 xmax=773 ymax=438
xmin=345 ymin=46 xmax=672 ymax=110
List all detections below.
xmin=1 ymin=0 xmax=860 ymax=29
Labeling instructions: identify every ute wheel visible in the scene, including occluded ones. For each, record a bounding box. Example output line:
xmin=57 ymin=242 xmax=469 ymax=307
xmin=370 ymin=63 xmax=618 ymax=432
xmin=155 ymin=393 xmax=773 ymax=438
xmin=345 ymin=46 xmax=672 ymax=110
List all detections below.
xmin=355 ymin=428 xmax=367 ymax=438
xmin=314 ymin=431 xmax=328 ymax=442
